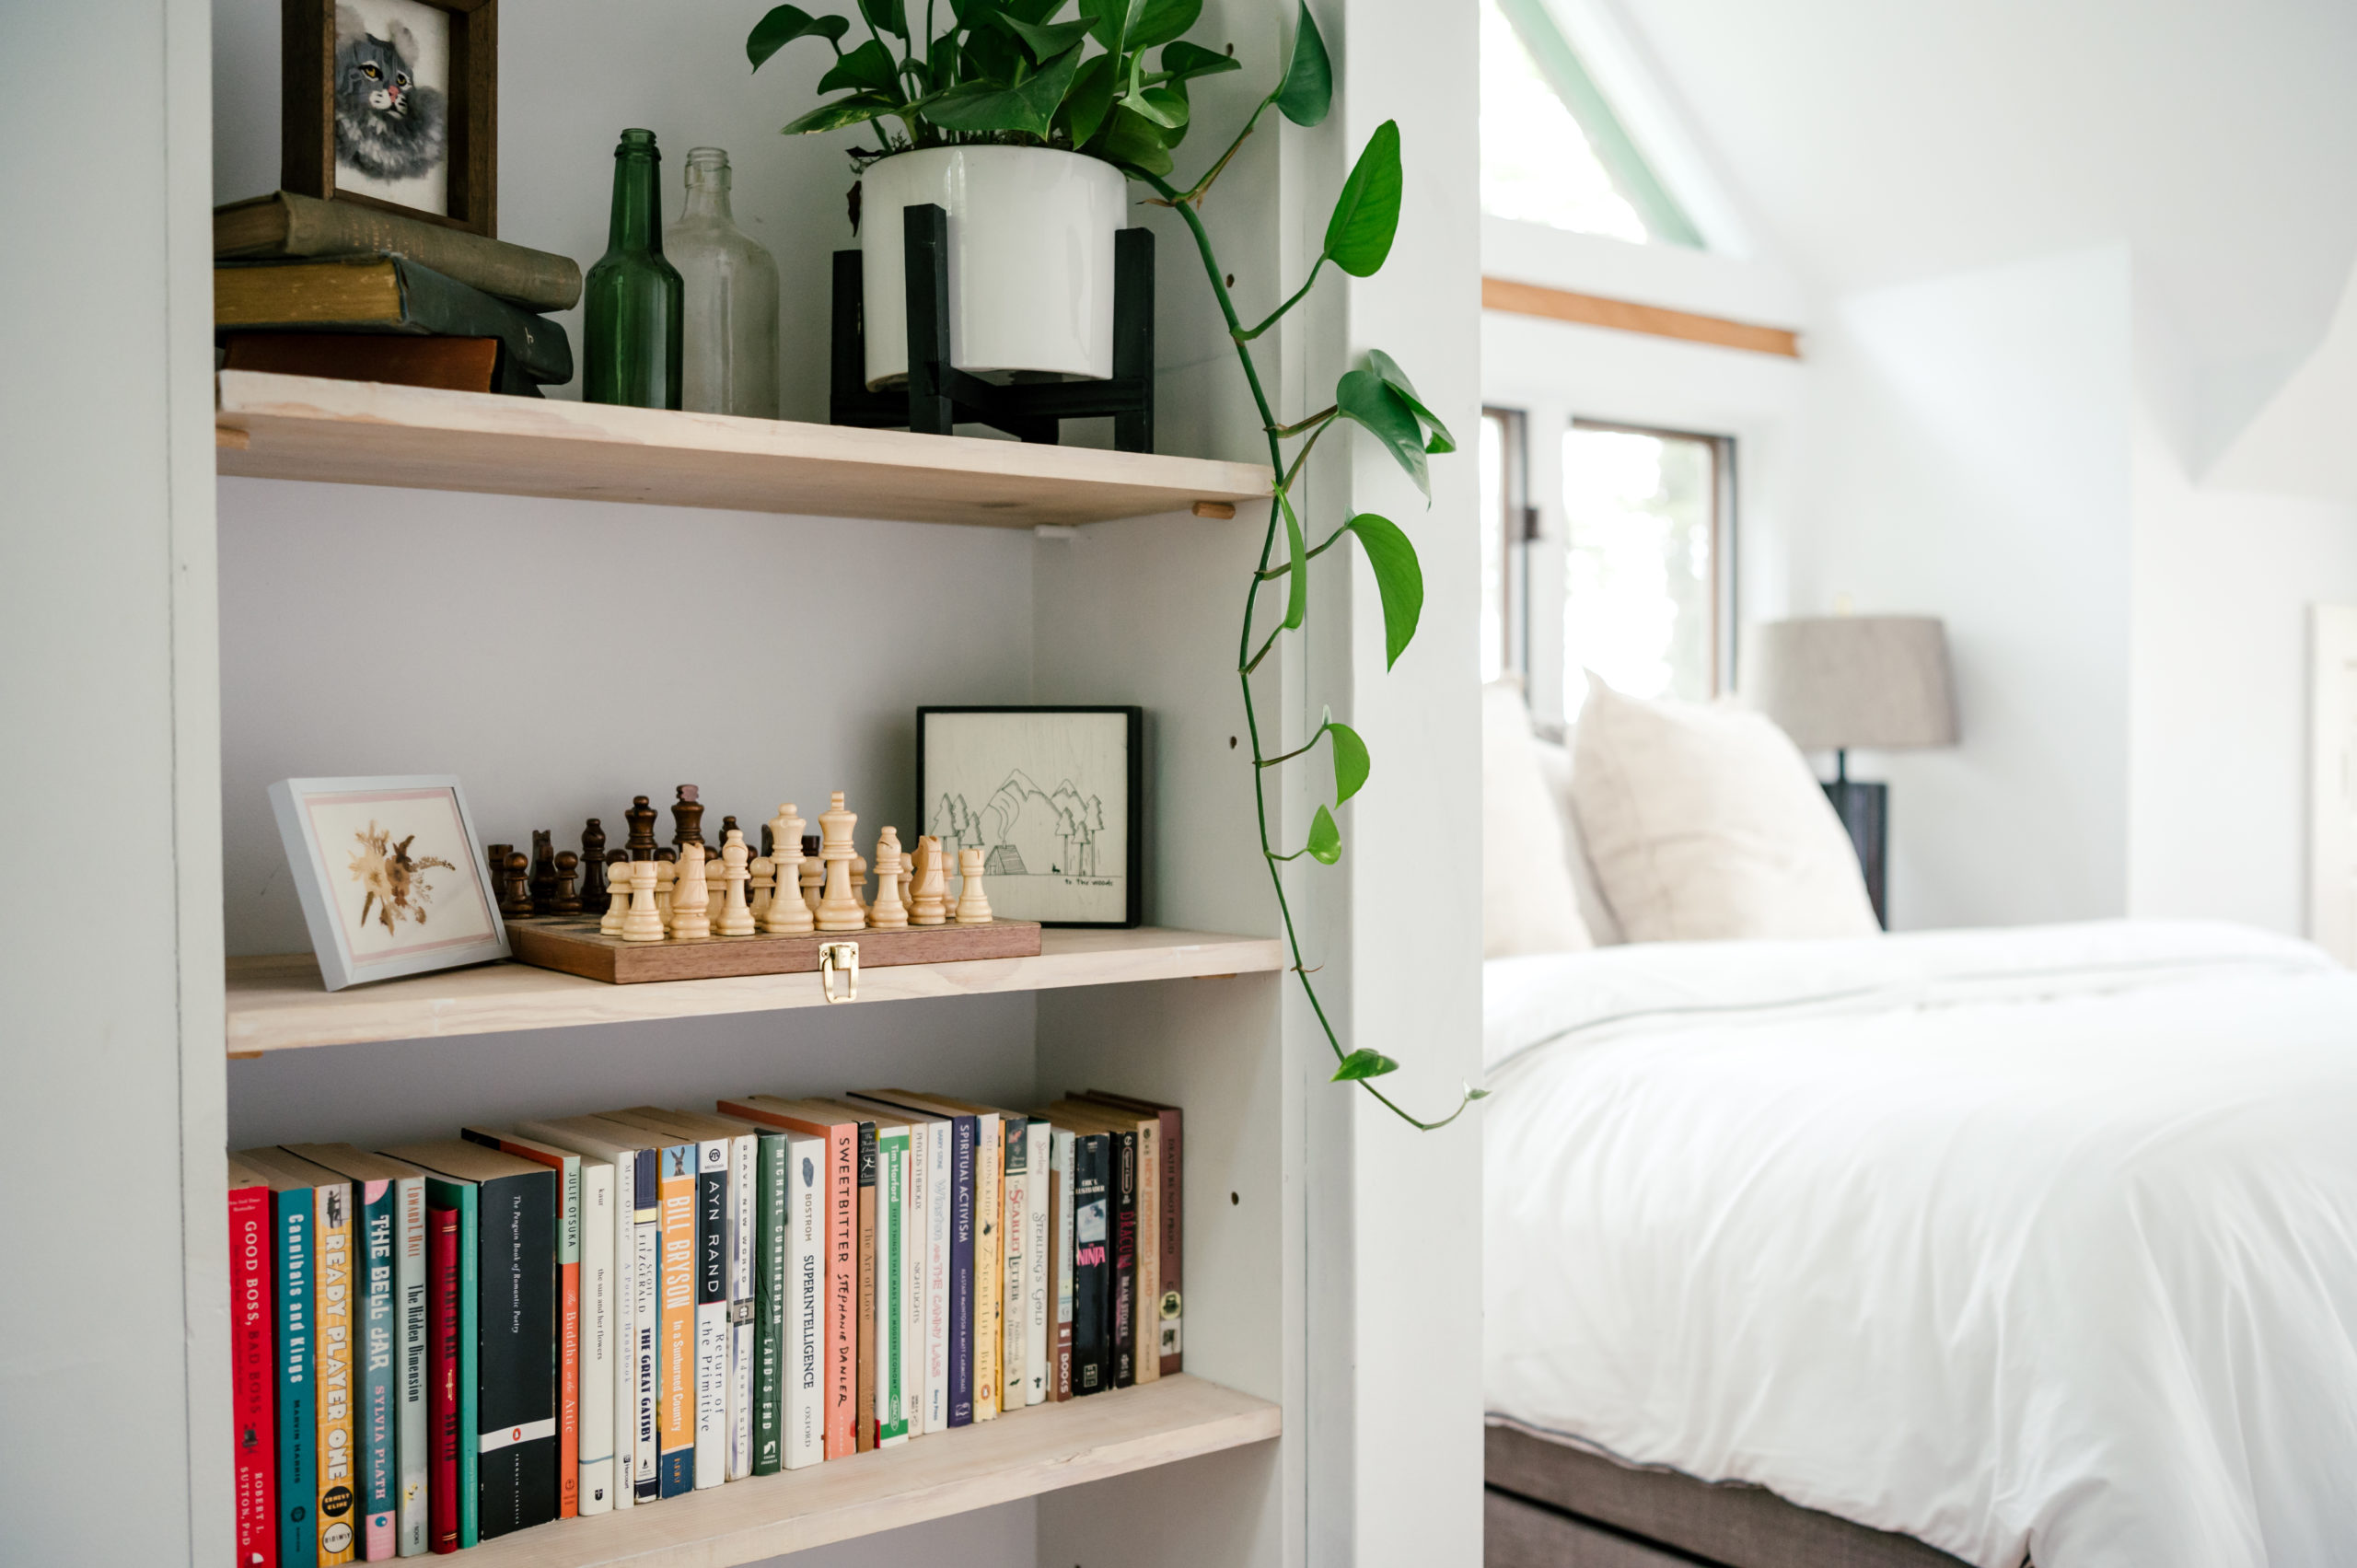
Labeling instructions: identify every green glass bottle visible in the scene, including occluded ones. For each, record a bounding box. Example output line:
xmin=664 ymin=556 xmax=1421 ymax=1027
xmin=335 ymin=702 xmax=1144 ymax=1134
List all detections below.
xmin=585 ymin=128 xmax=685 ymax=408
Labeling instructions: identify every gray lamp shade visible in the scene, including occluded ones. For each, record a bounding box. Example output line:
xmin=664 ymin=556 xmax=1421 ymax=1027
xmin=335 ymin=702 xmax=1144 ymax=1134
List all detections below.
xmin=1742 ymin=616 xmax=1958 ymax=751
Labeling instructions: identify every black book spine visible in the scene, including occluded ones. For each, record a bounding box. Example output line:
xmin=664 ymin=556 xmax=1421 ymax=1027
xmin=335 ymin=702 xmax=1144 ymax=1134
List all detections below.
xmin=476 ymin=1170 xmax=558 ymax=1539
xmin=1071 ymin=1134 xmax=1109 ymax=1395
xmin=1110 ymin=1130 xmax=1137 ymax=1388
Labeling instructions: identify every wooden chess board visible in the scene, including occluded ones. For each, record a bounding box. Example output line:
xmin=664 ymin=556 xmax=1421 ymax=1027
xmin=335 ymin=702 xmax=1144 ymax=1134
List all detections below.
xmin=504 ymin=915 xmax=1043 ymax=985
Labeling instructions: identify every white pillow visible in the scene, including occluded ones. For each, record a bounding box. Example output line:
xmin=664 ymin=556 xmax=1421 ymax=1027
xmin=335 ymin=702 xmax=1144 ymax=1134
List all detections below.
xmin=1569 ymin=672 xmax=1879 ymax=942
xmin=1530 ymin=736 xmax=1626 ymax=946
xmin=1481 ymin=681 xmax=1592 ymax=958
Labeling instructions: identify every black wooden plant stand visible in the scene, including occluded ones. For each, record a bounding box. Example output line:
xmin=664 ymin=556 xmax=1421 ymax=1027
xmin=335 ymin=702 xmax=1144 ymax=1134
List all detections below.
xmin=830 ymin=202 xmax=1155 ymax=452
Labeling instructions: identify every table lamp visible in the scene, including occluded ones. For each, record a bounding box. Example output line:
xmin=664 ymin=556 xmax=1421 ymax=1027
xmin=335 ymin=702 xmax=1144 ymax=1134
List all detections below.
xmin=1743 ymin=615 xmax=1957 ymax=927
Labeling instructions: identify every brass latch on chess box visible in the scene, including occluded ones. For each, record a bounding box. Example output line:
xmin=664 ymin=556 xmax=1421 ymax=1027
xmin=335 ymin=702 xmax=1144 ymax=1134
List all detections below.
xmin=818 ymin=941 xmax=859 ymax=1003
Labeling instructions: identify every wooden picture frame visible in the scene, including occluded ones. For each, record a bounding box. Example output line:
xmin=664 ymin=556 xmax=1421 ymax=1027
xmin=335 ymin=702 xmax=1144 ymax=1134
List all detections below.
xmin=283 ymin=0 xmax=497 ymax=236
xmin=916 ymin=706 xmax=1144 ymax=928
xmin=269 ymin=774 xmax=509 ymax=990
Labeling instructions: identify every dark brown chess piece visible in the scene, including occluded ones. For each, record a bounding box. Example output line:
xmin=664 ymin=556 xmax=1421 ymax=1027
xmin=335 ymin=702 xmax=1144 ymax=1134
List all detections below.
xmin=499 ymin=851 xmax=534 ymax=916
xmin=552 ymin=851 xmax=583 ymax=914
xmin=760 ymin=821 xmax=774 ymax=859
xmin=485 ymin=842 xmax=513 ymax=898
xmin=529 ymin=830 xmax=558 ymax=913
xmin=671 ymin=784 xmax=707 ymax=855
xmin=718 ymin=815 xmax=741 ymax=852
xmin=624 ymin=796 xmax=659 ymax=860
xmin=579 ymin=819 xmax=610 ymax=909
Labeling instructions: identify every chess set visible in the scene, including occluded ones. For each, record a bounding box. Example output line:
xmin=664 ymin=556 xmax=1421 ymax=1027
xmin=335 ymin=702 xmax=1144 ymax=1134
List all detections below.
xmin=493 ymin=784 xmax=1040 ymax=985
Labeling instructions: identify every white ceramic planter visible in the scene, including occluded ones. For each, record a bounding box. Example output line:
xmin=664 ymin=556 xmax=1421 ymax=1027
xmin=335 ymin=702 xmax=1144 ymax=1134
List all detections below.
xmin=860 ymin=145 xmax=1128 ymax=389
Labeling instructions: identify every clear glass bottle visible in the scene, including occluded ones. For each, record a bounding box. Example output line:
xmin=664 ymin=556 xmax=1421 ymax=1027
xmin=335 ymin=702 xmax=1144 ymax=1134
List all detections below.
xmin=585 ymin=128 xmax=685 ymax=409
xmin=665 ymin=146 xmax=781 ymax=419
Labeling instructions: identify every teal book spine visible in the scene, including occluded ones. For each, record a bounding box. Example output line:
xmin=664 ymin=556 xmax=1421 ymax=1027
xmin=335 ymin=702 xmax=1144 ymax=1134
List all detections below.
xmin=753 ymin=1131 xmax=784 ymax=1476
xmin=423 ymin=1177 xmax=479 ymax=1549
xmin=880 ymin=1131 xmax=909 ymax=1444
xmin=359 ymin=1179 xmax=399 ymax=1558
xmin=274 ymin=1188 xmax=319 ymax=1568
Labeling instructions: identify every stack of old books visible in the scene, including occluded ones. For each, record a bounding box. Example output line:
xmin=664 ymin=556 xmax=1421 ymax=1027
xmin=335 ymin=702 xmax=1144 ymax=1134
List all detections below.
xmin=214 ymin=192 xmax=580 ymax=397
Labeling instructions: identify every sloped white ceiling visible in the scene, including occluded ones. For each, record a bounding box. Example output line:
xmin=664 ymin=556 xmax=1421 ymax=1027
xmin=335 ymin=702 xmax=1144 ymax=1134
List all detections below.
xmin=1607 ymin=0 xmax=2357 ymax=401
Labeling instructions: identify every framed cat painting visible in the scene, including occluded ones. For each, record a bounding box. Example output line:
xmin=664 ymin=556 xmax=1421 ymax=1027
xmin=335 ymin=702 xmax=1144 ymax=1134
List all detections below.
xmin=282 ymin=0 xmax=498 ymax=235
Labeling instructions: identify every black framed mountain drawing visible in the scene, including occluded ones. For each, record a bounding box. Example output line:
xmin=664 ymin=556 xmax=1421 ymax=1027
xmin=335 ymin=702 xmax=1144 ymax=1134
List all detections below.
xmin=916 ymin=706 xmax=1143 ymax=928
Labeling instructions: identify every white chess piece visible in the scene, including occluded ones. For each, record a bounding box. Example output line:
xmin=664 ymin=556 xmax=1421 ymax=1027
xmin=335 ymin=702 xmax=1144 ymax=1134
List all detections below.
xmin=669 ymin=842 xmax=711 ymax=939
xmin=909 ymin=834 xmax=948 ymax=925
xmin=817 ymin=792 xmax=865 ymax=932
xmin=870 ymin=829 xmax=910 ymax=929
xmin=717 ymin=830 xmax=757 ymax=936
xmin=799 ymin=854 xmax=824 ymax=920
xmin=621 ymin=858 xmax=667 ymax=943
xmin=703 ymin=854 xmax=726 ymax=930
xmin=955 ymin=846 xmax=993 ymax=923
xmin=599 ymin=854 xmax=633 ymax=935
xmin=749 ymin=856 xmax=773 ymax=923
xmin=654 ymin=855 xmax=679 ymax=934
xmin=762 ymin=805 xmax=814 ymax=935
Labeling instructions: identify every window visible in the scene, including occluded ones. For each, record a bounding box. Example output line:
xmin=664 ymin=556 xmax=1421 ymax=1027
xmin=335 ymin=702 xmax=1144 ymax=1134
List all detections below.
xmin=1479 ymin=0 xmax=1702 ymax=247
xmin=1478 ymin=409 xmax=1530 ymax=684
xmin=1561 ymin=422 xmax=1732 ymax=717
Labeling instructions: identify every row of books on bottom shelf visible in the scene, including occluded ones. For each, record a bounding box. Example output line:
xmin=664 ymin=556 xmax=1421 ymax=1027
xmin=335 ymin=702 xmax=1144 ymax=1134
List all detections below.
xmin=229 ymin=1088 xmax=1182 ymax=1566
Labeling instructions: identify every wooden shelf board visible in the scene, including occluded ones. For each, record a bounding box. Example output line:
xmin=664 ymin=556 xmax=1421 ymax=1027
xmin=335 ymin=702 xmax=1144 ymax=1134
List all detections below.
xmin=214 ymin=371 xmax=1271 ymax=529
xmin=226 ymin=926 xmax=1283 ymax=1054
xmin=461 ymin=1376 xmax=1276 ymax=1568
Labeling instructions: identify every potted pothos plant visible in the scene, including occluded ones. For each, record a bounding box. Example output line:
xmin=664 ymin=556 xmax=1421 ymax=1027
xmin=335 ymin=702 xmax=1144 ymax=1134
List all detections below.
xmin=749 ymin=0 xmax=1237 ymax=387
xmin=752 ymin=0 xmax=1481 ymax=1129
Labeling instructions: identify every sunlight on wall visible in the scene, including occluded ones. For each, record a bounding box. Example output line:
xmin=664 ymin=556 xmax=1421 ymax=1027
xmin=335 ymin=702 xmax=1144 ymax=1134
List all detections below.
xmin=1479 ymin=0 xmax=1648 ymax=243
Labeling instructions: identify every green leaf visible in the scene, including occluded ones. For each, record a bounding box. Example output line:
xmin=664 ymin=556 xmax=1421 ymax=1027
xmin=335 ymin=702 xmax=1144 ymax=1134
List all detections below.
xmin=1364 ymin=348 xmax=1456 ymax=455
xmin=1326 ymin=720 xmax=1369 ymax=804
xmin=1159 ymin=40 xmax=1240 ymax=85
xmin=1306 ymin=804 xmax=1342 ymax=865
xmin=1079 ymin=0 xmax=1147 ymax=52
xmin=1274 ymin=1 xmax=1331 ymax=126
xmin=1096 ymin=103 xmax=1174 ymax=175
xmin=859 ymin=0 xmax=908 ymax=38
xmin=961 ymin=20 xmax=1023 ymax=82
xmin=993 ymin=12 xmax=1094 ymax=61
xmin=1127 ymin=0 xmax=1202 ymax=50
xmin=1281 ymin=492 xmax=1309 ymax=630
xmin=783 ymin=93 xmax=900 ymax=134
xmin=1325 ymin=120 xmax=1402 ymax=277
xmin=1336 ymin=368 xmax=1429 ymax=498
xmin=1330 ymin=1047 xmax=1399 ymax=1082
xmin=1342 ymin=513 xmax=1424 ymax=668
xmin=1059 ymin=51 xmax=1119 ymax=145
xmin=819 ymin=37 xmax=900 ymax=94
xmin=1465 ymin=1086 xmax=1492 ymax=1100
xmin=923 ymin=41 xmax=1086 ymax=135
xmin=749 ymin=6 xmax=853 ymax=69
xmin=1131 ymin=85 xmax=1190 ymax=129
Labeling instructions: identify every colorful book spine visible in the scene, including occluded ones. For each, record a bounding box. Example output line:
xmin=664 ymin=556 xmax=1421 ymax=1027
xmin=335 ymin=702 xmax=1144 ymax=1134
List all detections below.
xmin=719 ymin=1099 xmax=856 ymax=1460
xmin=576 ymin=1158 xmax=617 ymax=1514
xmin=1109 ymin=1125 xmax=1138 ymax=1388
xmin=357 ymin=1179 xmax=398 ymax=1560
xmin=851 ymin=1117 xmax=877 ymax=1452
xmin=753 ymin=1130 xmax=785 ymax=1477
xmin=229 ymin=1168 xmax=279 ymax=1568
xmin=784 ymin=1132 xmax=824 ymax=1470
xmin=899 ymin=1127 xmax=924 ymax=1439
xmin=315 ymin=1179 xmax=358 ymax=1564
xmin=1072 ymin=1133 xmax=1110 ymax=1395
xmin=921 ymin=1121 xmax=951 ymax=1434
xmin=1051 ymin=1128 xmax=1075 ymax=1401
xmin=726 ymin=1129 xmax=755 ymax=1482
xmin=426 ymin=1208 xmax=459 ymax=1555
xmin=971 ymin=1113 xmax=1002 ymax=1421
xmin=692 ymin=1135 xmax=729 ymax=1490
xmin=1000 ymin=1116 xmax=1028 ymax=1415
xmin=879 ymin=1128 xmax=910 ymax=1446
xmin=271 ymin=1181 xmax=317 ymax=1566
xmin=395 ymin=1177 xmax=427 ymax=1556
xmin=654 ymin=1138 xmax=697 ymax=1497
xmin=474 ymin=1167 xmax=559 ymax=1538
xmin=1023 ymin=1120 xmax=1051 ymax=1405
xmin=628 ymin=1149 xmax=661 ymax=1503
xmin=947 ymin=1115 xmax=977 ymax=1426
xmin=425 ymin=1179 xmax=480 ymax=1548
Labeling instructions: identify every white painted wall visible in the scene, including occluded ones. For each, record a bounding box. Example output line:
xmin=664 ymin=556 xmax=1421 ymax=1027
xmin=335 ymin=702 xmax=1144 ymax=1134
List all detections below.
xmin=1787 ymin=246 xmax=2135 ymax=930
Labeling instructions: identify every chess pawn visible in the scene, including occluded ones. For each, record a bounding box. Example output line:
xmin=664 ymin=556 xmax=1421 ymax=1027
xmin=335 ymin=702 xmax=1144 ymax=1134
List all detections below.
xmin=798 ymin=846 xmax=824 ymax=923
xmin=499 ymin=851 xmax=535 ymax=917
xmin=621 ymin=857 xmax=667 ymax=943
xmin=703 ymin=853 xmax=726 ymax=926
xmin=654 ymin=853 xmax=679 ymax=932
xmin=816 ymin=791 xmax=865 ymax=932
xmin=910 ymin=834 xmax=949 ymax=925
xmin=870 ymin=829 xmax=909 ymax=929
xmin=852 ymin=852 xmax=871 ymax=918
xmin=955 ymin=846 xmax=993 ymax=923
xmin=669 ymin=841 xmax=711 ymax=939
xmin=485 ymin=843 xmax=513 ymax=903
xmin=552 ymin=851 xmax=583 ymax=914
xmin=717 ymin=830 xmax=757 ymax=935
xmin=579 ymin=819 xmax=610 ymax=910
xmin=749 ymin=856 xmax=773 ymax=922
xmin=599 ymin=852 xmax=633 ymax=935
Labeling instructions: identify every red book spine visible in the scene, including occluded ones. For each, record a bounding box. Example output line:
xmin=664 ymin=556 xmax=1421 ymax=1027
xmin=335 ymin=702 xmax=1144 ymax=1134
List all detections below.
xmin=229 ymin=1182 xmax=278 ymax=1568
xmin=427 ymin=1209 xmax=460 ymax=1556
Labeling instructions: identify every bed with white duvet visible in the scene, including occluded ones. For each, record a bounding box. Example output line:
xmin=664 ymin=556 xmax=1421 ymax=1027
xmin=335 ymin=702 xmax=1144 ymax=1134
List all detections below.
xmin=1484 ymin=919 xmax=2357 ymax=1568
